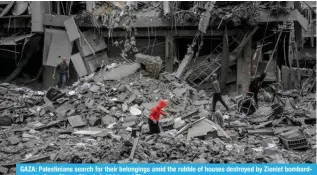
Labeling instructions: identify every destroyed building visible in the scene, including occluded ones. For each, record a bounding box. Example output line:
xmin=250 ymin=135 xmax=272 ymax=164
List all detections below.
xmin=0 ymin=1 xmax=315 ymax=93
xmin=0 ymin=1 xmax=316 ymax=172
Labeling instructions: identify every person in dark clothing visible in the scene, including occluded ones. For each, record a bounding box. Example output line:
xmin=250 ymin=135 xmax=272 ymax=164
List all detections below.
xmin=249 ymin=72 xmax=267 ymax=106
xmin=53 ymin=56 xmax=69 ymax=88
xmin=210 ymin=74 xmax=229 ymax=112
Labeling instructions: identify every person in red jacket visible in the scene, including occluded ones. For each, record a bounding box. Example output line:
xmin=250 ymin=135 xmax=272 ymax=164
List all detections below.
xmin=148 ymin=99 xmax=167 ymax=141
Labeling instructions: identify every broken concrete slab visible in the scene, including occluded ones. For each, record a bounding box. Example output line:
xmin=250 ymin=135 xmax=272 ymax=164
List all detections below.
xmin=122 ymin=103 xmax=128 ymax=112
xmin=173 ymin=88 xmax=187 ymax=98
xmin=182 ymin=109 xmax=199 ymax=119
xmin=71 ymin=53 xmax=88 ymax=77
xmin=0 ymin=166 xmax=8 ymax=174
xmin=64 ymin=17 xmax=80 ymax=42
xmin=45 ymin=29 xmax=72 ymax=67
xmin=129 ymin=106 xmax=142 ymax=116
xmin=252 ymin=106 xmax=273 ymax=117
xmin=122 ymin=121 xmax=136 ymax=128
xmin=8 ymin=137 xmax=21 ymax=145
xmin=141 ymin=124 xmax=150 ymax=133
xmin=97 ymin=105 xmax=109 ymax=113
xmin=67 ymin=109 xmax=76 ymax=116
xmin=124 ymin=115 xmax=139 ymax=122
xmin=88 ymin=116 xmax=101 ymax=126
xmin=187 ymin=118 xmax=217 ymax=139
xmin=254 ymin=121 xmax=273 ymax=129
xmin=56 ymin=102 xmax=73 ymax=117
xmin=194 ymin=100 xmax=209 ymax=106
xmin=310 ymin=110 xmax=316 ymax=119
xmin=73 ymin=130 xmax=104 ymax=136
xmin=86 ymin=52 xmax=108 ymax=72
xmin=89 ymin=85 xmax=100 ymax=93
xmin=94 ymin=63 xmax=140 ymax=82
xmin=79 ymin=29 xmax=107 ymax=57
xmin=67 ymin=115 xmax=87 ymax=128
xmin=0 ymin=86 xmax=8 ymax=95
xmin=175 ymin=50 xmax=194 ymax=79
xmin=102 ymin=115 xmax=117 ymax=126
xmin=160 ymin=117 xmax=175 ymax=128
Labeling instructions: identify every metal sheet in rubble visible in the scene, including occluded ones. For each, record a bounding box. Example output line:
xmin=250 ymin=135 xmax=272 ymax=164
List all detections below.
xmin=70 ymin=53 xmax=88 ymax=77
xmin=45 ymin=30 xmax=72 ymax=67
xmin=12 ymin=1 xmax=29 ymax=16
xmin=0 ymin=1 xmax=14 ymax=17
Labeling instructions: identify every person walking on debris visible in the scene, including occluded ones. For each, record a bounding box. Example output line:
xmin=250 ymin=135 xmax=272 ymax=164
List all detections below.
xmin=148 ymin=99 xmax=167 ymax=141
xmin=53 ymin=56 xmax=69 ymax=88
xmin=249 ymin=72 xmax=267 ymax=106
xmin=210 ymin=74 xmax=229 ymax=112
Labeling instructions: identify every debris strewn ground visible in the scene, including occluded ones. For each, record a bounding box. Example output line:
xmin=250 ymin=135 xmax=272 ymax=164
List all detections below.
xmin=0 ymin=62 xmax=316 ymax=174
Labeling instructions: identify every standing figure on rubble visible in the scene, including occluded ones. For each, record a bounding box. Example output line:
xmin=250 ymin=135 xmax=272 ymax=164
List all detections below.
xmin=53 ymin=56 xmax=69 ymax=88
xmin=249 ymin=72 xmax=267 ymax=106
xmin=148 ymin=99 xmax=167 ymax=141
xmin=210 ymin=74 xmax=229 ymax=112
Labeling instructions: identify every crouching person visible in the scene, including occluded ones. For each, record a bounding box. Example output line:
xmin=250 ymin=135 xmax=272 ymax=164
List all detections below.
xmin=148 ymin=99 xmax=167 ymax=141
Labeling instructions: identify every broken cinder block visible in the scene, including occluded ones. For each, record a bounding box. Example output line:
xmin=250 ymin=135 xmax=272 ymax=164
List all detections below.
xmin=67 ymin=115 xmax=86 ymax=128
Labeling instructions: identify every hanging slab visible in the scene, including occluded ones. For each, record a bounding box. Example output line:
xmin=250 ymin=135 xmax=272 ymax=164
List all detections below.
xmin=79 ymin=30 xmax=107 ymax=57
xmin=11 ymin=2 xmax=28 ymax=16
xmin=42 ymin=29 xmax=54 ymax=65
xmin=70 ymin=53 xmax=88 ymax=77
xmin=0 ymin=1 xmax=14 ymax=17
xmin=64 ymin=17 xmax=80 ymax=42
xmin=45 ymin=29 xmax=72 ymax=67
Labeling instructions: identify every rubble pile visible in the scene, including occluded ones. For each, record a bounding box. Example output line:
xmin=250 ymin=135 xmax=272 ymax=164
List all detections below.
xmin=0 ymin=63 xmax=316 ymax=171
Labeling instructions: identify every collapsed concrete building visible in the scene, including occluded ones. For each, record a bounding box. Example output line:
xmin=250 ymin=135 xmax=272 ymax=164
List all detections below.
xmin=0 ymin=1 xmax=316 ymax=171
xmin=0 ymin=1 xmax=315 ymax=93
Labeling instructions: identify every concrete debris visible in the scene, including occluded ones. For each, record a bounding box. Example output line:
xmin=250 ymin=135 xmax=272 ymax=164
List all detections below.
xmin=0 ymin=61 xmax=315 ymax=166
xmin=94 ymin=63 xmax=140 ymax=81
xmin=214 ymin=110 xmax=224 ymax=127
xmin=175 ymin=45 xmax=194 ymax=79
xmin=0 ymin=166 xmax=8 ymax=174
xmin=67 ymin=115 xmax=87 ymax=128
xmin=135 ymin=53 xmax=163 ymax=78
xmin=129 ymin=106 xmax=142 ymax=116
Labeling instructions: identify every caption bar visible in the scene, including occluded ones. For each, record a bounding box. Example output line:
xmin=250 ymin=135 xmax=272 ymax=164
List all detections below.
xmin=17 ymin=164 xmax=316 ymax=175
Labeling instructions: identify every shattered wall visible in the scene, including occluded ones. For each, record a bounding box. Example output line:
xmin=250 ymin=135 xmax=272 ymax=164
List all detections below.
xmin=105 ymin=37 xmax=166 ymax=63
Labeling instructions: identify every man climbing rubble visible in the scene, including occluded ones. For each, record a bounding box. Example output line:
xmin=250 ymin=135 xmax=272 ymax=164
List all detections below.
xmin=210 ymin=74 xmax=229 ymax=112
xmin=249 ymin=72 xmax=267 ymax=107
xmin=53 ymin=56 xmax=69 ymax=89
xmin=148 ymin=99 xmax=167 ymax=141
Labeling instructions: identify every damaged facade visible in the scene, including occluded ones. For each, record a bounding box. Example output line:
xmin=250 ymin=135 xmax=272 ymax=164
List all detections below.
xmin=0 ymin=1 xmax=316 ymax=171
xmin=0 ymin=1 xmax=315 ymax=93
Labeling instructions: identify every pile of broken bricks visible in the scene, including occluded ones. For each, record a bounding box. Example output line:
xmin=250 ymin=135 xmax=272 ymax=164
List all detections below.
xmin=0 ymin=62 xmax=316 ymax=174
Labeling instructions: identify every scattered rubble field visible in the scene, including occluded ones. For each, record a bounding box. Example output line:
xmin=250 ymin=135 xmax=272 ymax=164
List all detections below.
xmin=0 ymin=62 xmax=316 ymax=174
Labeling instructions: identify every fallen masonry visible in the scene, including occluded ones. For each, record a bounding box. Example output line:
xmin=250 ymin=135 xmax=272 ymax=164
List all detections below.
xmin=0 ymin=62 xmax=316 ymax=171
